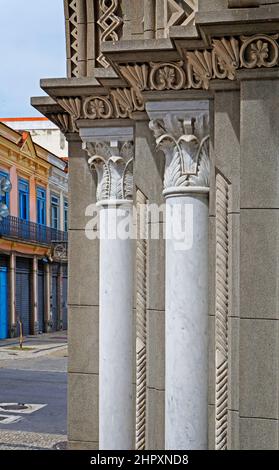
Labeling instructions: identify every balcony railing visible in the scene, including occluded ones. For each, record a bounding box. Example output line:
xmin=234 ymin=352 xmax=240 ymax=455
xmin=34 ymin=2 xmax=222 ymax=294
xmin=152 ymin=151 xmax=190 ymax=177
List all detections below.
xmin=0 ymin=215 xmax=67 ymax=245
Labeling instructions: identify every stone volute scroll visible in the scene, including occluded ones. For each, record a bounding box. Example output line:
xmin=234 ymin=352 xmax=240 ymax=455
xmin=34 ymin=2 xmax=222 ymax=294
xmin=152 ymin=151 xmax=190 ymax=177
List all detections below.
xmin=149 ymin=113 xmax=210 ymax=196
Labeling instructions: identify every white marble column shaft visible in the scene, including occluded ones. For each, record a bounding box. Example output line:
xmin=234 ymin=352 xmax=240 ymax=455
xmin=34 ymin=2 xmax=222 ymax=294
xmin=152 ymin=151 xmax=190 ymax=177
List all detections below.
xmin=165 ymin=190 xmax=209 ymax=450
xmin=148 ymin=103 xmax=210 ymax=450
xmin=85 ymin=137 xmax=135 ymax=450
xmin=99 ymin=201 xmax=134 ymax=450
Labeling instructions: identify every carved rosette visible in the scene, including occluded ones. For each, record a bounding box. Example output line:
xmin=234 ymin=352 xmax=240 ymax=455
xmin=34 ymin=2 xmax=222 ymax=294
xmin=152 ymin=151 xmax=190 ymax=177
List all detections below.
xmin=86 ymin=141 xmax=134 ymax=202
xmin=83 ymin=96 xmax=114 ymax=119
xmin=240 ymin=34 xmax=279 ymax=68
xmin=149 ymin=114 xmax=210 ymax=194
xmin=150 ymin=61 xmax=187 ymax=90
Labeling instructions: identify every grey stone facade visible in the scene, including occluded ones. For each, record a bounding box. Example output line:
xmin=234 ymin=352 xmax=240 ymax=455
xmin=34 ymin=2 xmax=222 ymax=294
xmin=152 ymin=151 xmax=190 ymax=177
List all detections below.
xmin=32 ymin=0 xmax=279 ymax=450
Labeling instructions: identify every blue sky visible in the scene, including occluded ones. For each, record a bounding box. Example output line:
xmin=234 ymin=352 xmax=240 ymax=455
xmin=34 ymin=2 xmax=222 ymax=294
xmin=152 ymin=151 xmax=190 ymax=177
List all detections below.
xmin=0 ymin=0 xmax=66 ymax=117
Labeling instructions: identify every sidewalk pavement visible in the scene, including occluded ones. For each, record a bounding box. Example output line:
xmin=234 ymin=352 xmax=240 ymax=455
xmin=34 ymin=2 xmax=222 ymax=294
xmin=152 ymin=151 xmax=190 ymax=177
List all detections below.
xmin=0 ymin=430 xmax=67 ymax=450
xmin=0 ymin=331 xmax=68 ymax=360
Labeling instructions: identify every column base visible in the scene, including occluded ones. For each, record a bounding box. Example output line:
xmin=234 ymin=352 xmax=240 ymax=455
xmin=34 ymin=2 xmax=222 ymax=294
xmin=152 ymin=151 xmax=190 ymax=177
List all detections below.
xmin=33 ymin=321 xmax=39 ymax=335
xmin=9 ymin=323 xmax=17 ymax=338
xmin=45 ymin=319 xmax=53 ymax=333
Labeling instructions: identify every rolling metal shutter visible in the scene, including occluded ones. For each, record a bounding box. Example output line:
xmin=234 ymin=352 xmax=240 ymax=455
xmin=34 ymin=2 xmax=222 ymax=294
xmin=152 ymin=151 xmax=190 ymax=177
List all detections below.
xmin=51 ymin=263 xmax=59 ymax=331
xmin=16 ymin=257 xmax=31 ymax=336
xmin=62 ymin=265 xmax=68 ymax=330
xmin=38 ymin=261 xmax=45 ymax=333
xmin=0 ymin=255 xmax=9 ymax=339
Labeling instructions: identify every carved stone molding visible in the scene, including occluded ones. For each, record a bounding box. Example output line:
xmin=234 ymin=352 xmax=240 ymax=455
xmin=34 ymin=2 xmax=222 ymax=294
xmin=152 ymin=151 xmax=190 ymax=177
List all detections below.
xmin=135 ymin=189 xmax=148 ymax=450
xmin=56 ymin=88 xmax=144 ymax=129
xmin=45 ymin=32 xmax=279 ymax=133
xmin=164 ymin=0 xmax=198 ymax=31
xmin=97 ymin=0 xmax=122 ymax=68
xmin=65 ymin=0 xmax=79 ymax=77
xmin=57 ymin=97 xmax=82 ymax=131
xmin=149 ymin=113 xmax=210 ymax=191
xmin=119 ymin=33 xmax=279 ymax=90
xmin=215 ymin=172 xmax=230 ymax=450
xmin=86 ymin=141 xmax=134 ymax=202
xmin=48 ymin=113 xmax=71 ymax=134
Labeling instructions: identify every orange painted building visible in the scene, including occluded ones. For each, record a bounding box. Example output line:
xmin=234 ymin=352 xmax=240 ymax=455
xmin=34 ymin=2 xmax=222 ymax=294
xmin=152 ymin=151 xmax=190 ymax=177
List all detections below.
xmin=0 ymin=122 xmax=68 ymax=338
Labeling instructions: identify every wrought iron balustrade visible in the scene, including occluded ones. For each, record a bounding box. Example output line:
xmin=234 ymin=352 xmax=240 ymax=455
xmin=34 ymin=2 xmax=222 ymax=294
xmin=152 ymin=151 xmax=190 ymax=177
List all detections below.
xmin=0 ymin=215 xmax=67 ymax=245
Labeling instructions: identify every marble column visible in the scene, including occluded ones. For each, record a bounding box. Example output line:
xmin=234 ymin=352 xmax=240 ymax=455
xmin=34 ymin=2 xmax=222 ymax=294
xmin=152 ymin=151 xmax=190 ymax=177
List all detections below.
xmin=32 ymin=257 xmax=39 ymax=334
xmin=9 ymin=252 xmax=17 ymax=337
xmin=148 ymin=101 xmax=210 ymax=450
xmin=85 ymin=136 xmax=134 ymax=450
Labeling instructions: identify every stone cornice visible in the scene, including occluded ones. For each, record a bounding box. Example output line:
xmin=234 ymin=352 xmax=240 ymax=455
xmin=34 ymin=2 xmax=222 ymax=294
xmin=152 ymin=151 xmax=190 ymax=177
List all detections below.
xmin=32 ymin=32 xmax=279 ymax=132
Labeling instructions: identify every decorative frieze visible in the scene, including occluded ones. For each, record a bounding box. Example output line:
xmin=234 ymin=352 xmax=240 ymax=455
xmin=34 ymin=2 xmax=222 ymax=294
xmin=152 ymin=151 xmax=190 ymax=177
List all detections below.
xmin=47 ymin=32 xmax=279 ymax=133
xmin=56 ymin=88 xmax=144 ymax=129
xmin=120 ymin=33 xmax=279 ymax=90
xmin=149 ymin=113 xmax=210 ymax=191
xmin=215 ymin=173 xmax=230 ymax=450
xmin=86 ymin=141 xmax=134 ymax=202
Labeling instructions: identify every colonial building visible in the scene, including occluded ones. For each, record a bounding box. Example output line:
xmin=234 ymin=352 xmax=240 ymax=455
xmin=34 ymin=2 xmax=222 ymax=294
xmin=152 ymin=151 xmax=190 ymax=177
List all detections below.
xmin=0 ymin=122 xmax=68 ymax=338
xmin=0 ymin=117 xmax=68 ymax=159
xmin=32 ymin=0 xmax=279 ymax=450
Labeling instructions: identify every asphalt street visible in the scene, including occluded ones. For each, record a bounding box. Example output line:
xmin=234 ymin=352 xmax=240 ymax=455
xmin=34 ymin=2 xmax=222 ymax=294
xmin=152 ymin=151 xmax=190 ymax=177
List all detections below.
xmin=0 ymin=368 xmax=67 ymax=435
xmin=0 ymin=334 xmax=67 ymax=449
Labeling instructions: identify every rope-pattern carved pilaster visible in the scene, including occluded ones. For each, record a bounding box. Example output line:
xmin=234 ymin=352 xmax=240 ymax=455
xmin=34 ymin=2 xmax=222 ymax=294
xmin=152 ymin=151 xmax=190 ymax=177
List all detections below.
xmin=215 ymin=173 xmax=230 ymax=450
xmin=135 ymin=190 xmax=148 ymax=450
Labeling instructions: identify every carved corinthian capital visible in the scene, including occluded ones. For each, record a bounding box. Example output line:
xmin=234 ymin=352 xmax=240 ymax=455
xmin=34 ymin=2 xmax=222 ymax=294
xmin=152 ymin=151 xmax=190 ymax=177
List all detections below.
xmin=149 ymin=114 xmax=210 ymax=193
xmin=86 ymin=141 xmax=134 ymax=203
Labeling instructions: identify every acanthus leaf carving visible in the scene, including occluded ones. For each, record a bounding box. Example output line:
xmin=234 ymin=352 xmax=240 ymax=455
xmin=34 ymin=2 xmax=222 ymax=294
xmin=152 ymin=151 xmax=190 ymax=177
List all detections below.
xmin=149 ymin=114 xmax=210 ymax=191
xmin=87 ymin=141 xmax=134 ymax=202
xmin=186 ymin=50 xmax=213 ymax=90
xmin=48 ymin=113 xmax=70 ymax=134
xmin=119 ymin=64 xmax=149 ymax=91
xmin=212 ymin=37 xmax=239 ymax=80
xmin=57 ymin=97 xmax=81 ymax=131
xmin=111 ymin=88 xmax=135 ymax=118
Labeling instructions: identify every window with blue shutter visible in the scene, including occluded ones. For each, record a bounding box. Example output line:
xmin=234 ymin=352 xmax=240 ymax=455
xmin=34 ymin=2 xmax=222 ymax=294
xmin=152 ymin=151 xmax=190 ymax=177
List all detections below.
xmin=37 ymin=187 xmax=46 ymax=225
xmin=51 ymin=194 xmax=60 ymax=230
xmin=18 ymin=178 xmax=29 ymax=221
